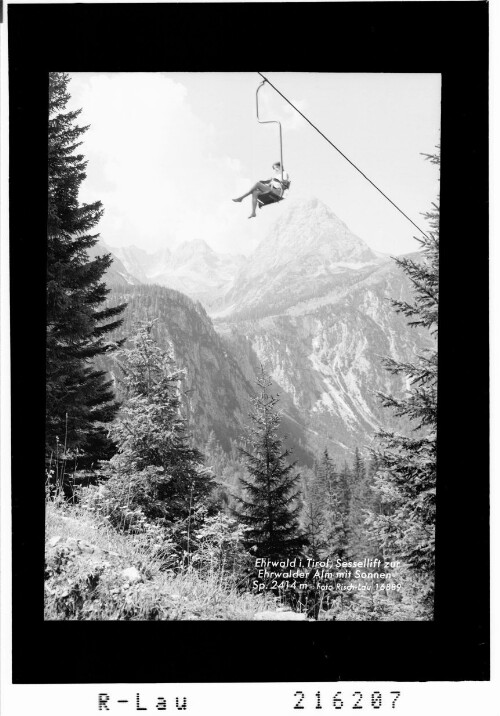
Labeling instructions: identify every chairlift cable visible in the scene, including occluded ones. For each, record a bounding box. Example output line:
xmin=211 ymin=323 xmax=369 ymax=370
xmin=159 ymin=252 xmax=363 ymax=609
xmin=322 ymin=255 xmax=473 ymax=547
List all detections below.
xmin=257 ymin=71 xmax=429 ymax=239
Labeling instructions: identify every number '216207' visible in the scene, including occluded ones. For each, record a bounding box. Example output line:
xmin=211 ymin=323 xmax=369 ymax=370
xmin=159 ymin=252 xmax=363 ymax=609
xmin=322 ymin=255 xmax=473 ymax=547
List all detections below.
xmin=293 ymin=691 xmax=401 ymax=710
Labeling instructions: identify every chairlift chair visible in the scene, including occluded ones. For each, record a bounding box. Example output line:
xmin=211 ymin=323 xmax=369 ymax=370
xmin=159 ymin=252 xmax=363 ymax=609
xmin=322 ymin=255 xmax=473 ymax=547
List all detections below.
xmin=255 ymin=79 xmax=291 ymax=207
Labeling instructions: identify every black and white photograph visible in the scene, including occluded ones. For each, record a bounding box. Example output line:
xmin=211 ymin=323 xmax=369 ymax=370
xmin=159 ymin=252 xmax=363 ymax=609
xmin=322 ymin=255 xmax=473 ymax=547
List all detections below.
xmin=44 ymin=71 xmax=441 ymax=623
xmin=5 ymin=0 xmax=489 ymax=692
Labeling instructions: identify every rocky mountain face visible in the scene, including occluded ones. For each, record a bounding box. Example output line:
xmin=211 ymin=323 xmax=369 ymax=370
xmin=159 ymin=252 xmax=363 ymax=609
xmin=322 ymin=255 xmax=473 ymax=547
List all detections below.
xmin=219 ymin=260 xmax=431 ymax=462
xmin=212 ymin=198 xmax=434 ymax=462
xmin=99 ymin=198 xmax=434 ymax=465
xmin=99 ymin=283 xmax=313 ymax=465
xmin=216 ymin=198 xmax=385 ymax=320
xmin=87 ymin=241 xmax=141 ymax=288
xmin=112 ymin=240 xmax=245 ymax=308
xmin=99 ymin=284 xmax=254 ymax=453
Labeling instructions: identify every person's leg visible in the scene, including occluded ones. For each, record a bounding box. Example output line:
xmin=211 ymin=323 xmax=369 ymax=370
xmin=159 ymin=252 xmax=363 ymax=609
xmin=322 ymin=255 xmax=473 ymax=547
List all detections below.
xmin=248 ymin=190 xmax=259 ymax=218
xmin=232 ymin=190 xmax=250 ymax=202
xmin=255 ymin=181 xmax=273 ymax=194
xmin=233 ymin=181 xmax=271 ymax=203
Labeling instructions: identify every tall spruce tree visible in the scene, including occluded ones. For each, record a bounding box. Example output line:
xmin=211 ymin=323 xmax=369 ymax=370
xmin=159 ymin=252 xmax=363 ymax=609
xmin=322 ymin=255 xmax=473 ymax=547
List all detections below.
xmin=103 ymin=321 xmax=215 ymax=530
xmin=234 ymin=370 xmax=305 ymax=559
xmin=46 ymin=72 xmax=126 ymax=466
xmin=368 ymin=151 xmax=439 ymax=613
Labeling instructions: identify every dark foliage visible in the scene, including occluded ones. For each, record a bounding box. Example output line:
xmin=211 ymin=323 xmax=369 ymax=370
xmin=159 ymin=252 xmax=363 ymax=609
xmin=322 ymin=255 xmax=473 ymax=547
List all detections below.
xmin=46 ymin=72 xmax=126 ymax=466
xmin=101 ymin=321 xmax=216 ymax=536
xmin=368 ymin=152 xmax=440 ymax=613
xmin=234 ymin=370 xmax=305 ymax=559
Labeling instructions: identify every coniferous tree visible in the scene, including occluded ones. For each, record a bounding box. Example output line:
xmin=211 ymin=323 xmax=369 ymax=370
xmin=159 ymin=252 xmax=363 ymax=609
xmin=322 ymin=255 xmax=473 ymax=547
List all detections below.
xmin=204 ymin=431 xmax=227 ymax=478
xmin=352 ymin=447 xmax=365 ymax=483
xmin=366 ymin=454 xmax=383 ymax=515
xmin=234 ymin=370 xmax=305 ymax=559
xmin=103 ymin=321 xmax=215 ymax=530
xmin=317 ymin=450 xmax=350 ymax=562
xmin=301 ymin=468 xmax=328 ymax=560
xmin=202 ymin=431 xmax=233 ymax=511
xmin=46 ymin=72 xmax=126 ymax=465
xmin=348 ymin=448 xmax=375 ymax=559
xmin=368 ymin=151 xmax=439 ymax=613
xmin=363 ymin=454 xmax=385 ymax=558
xmin=202 ymin=432 xmax=249 ymax=506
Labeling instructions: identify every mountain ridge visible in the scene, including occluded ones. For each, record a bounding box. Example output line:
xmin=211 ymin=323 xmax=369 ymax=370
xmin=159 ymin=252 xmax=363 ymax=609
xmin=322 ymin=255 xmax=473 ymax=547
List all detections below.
xmin=94 ymin=198 xmax=432 ymax=464
xmin=111 ymin=239 xmax=245 ymax=307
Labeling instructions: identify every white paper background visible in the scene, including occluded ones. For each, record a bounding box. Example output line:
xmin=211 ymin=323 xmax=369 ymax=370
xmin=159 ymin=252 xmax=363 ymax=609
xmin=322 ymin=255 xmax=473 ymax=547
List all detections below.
xmin=1 ymin=1 xmax=496 ymax=714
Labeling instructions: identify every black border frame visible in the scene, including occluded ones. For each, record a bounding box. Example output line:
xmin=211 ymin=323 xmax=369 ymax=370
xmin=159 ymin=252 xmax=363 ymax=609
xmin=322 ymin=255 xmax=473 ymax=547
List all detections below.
xmin=9 ymin=2 xmax=489 ymax=683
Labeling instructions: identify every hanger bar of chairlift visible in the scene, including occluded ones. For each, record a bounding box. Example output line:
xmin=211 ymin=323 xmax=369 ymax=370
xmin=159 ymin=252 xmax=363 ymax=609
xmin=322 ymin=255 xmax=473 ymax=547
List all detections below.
xmin=256 ymin=79 xmax=284 ymax=183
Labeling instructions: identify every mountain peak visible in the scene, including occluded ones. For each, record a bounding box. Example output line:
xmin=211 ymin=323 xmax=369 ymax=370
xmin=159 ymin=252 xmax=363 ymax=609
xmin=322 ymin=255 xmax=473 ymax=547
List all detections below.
xmin=250 ymin=196 xmax=377 ymax=273
xmin=285 ymin=196 xmax=346 ymax=222
xmin=175 ymin=238 xmax=215 ymax=257
xmin=217 ymin=198 xmax=387 ymax=319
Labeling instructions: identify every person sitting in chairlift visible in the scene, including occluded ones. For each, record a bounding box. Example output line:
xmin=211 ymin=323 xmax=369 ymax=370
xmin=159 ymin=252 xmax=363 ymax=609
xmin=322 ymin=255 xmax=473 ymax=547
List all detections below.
xmin=233 ymin=162 xmax=290 ymax=218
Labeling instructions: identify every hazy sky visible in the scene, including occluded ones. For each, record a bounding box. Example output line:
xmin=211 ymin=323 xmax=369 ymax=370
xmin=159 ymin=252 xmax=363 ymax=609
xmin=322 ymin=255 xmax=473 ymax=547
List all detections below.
xmin=67 ymin=72 xmax=441 ymax=257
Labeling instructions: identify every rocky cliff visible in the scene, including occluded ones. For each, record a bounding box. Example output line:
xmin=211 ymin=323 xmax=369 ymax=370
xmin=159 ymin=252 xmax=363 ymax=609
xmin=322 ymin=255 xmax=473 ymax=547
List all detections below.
xmin=112 ymin=239 xmax=245 ymax=309
xmin=215 ymin=198 xmax=434 ymax=462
